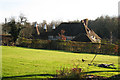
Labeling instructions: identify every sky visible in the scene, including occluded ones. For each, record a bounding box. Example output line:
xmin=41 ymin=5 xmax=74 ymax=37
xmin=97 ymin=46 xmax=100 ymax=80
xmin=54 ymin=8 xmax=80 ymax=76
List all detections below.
xmin=0 ymin=0 xmax=119 ymax=23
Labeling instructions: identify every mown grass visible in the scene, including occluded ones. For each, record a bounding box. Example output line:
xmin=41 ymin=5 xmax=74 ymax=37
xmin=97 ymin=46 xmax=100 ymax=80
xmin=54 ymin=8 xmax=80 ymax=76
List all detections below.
xmin=2 ymin=46 xmax=120 ymax=78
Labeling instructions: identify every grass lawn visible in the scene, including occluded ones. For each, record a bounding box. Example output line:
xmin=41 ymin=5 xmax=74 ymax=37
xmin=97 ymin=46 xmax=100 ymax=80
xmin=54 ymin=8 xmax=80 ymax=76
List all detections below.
xmin=2 ymin=46 xmax=120 ymax=78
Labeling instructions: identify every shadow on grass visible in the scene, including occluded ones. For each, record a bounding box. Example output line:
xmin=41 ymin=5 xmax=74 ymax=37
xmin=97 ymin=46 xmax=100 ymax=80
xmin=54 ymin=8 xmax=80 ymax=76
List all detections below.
xmin=2 ymin=70 xmax=120 ymax=79
xmin=84 ymin=70 xmax=120 ymax=80
xmin=16 ymin=46 xmax=119 ymax=56
xmin=2 ymin=74 xmax=56 ymax=79
xmin=107 ymin=74 xmax=120 ymax=79
xmin=84 ymin=70 xmax=120 ymax=74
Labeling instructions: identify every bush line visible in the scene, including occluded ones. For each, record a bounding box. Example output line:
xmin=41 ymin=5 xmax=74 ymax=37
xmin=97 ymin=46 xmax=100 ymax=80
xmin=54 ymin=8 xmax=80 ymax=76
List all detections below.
xmin=16 ymin=37 xmax=119 ymax=55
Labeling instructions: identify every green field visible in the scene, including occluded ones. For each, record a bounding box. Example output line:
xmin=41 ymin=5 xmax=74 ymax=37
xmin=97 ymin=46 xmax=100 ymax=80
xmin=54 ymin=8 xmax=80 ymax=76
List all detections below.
xmin=2 ymin=46 xmax=120 ymax=78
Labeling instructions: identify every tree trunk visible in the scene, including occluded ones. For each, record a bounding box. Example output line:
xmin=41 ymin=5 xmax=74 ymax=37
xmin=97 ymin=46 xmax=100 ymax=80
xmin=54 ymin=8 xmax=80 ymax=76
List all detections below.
xmin=110 ymin=31 xmax=112 ymax=44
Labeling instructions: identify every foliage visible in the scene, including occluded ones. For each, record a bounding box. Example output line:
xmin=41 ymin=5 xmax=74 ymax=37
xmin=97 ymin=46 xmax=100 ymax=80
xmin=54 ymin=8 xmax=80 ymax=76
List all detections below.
xmin=16 ymin=38 xmax=119 ymax=55
xmin=19 ymin=13 xmax=27 ymax=23
xmin=9 ymin=20 xmax=19 ymax=42
xmin=16 ymin=37 xmax=49 ymax=48
xmin=88 ymin=16 xmax=118 ymax=41
xmin=2 ymin=17 xmax=26 ymax=43
xmin=2 ymin=36 xmax=13 ymax=46
xmin=56 ymin=63 xmax=84 ymax=78
xmin=18 ymin=26 xmax=34 ymax=39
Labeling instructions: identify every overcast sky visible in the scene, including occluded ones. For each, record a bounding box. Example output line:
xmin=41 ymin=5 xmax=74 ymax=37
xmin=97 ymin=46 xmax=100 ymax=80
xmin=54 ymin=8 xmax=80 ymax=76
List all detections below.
xmin=0 ymin=0 xmax=119 ymax=23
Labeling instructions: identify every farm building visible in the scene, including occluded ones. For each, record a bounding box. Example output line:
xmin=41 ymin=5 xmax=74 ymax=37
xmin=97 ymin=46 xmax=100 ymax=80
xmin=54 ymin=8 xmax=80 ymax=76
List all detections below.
xmin=48 ymin=19 xmax=101 ymax=43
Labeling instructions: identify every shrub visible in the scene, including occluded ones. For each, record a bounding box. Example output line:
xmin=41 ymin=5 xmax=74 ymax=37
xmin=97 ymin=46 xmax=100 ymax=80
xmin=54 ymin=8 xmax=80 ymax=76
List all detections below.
xmin=16 ymin=37 xmax=32 ymax=47
xmin=15 ymin=38 xmax=118 ymax=55
xmin=56 ymin=64 xmax=85 ymax=79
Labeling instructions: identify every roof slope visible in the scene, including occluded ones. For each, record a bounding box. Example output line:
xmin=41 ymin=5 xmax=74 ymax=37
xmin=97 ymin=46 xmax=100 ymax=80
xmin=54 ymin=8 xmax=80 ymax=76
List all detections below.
xmin=72 ymin=33 xmax=91 ymax=42
xmin=53 ymin=22 xmax=86 ymax=36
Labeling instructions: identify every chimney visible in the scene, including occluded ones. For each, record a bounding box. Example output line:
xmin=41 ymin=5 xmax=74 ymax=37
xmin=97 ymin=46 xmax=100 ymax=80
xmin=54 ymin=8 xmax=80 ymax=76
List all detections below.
xmin=52 ymin=24 xmax=55 ymax=30
xmin=34 ymin=22 xmax=40 ymax=35
xmin=5 ymin=18 xmax=7 ymax=24
xmin=34 ymin=22 xmax=37 ymax=27
xmin=84 ymin=18 xmax=88 ymax=26
xmin=44 ymin=24 xmax=47 ymax=32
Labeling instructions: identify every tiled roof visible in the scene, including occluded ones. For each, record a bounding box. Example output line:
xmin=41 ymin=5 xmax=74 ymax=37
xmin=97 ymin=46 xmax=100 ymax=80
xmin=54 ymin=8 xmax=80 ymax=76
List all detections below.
xmin=53 ymin=22 xmax=86 ymax=36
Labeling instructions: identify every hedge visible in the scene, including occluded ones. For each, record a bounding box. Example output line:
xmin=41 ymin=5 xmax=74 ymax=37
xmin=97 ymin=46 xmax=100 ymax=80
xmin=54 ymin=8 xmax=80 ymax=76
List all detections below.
xmin=16 ymin=38 xmax=119 ymax=55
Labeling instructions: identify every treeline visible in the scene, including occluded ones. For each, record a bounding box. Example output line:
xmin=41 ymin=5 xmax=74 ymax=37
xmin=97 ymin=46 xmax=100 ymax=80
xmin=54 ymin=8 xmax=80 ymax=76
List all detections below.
xmin=2 ymin=14 xmax=62 ymax=42
xmin=1 ymin=14 xmax=119 ymax=44
xmin=88 ymin=16 xmax=118 ymax=42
